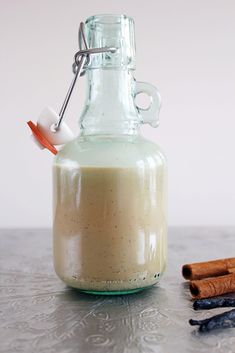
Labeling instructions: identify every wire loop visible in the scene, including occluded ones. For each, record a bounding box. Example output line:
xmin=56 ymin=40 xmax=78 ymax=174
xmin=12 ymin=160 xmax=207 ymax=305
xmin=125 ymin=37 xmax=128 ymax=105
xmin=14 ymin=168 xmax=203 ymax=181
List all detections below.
xmin=55 ymin=22 xmax=117 ymax=130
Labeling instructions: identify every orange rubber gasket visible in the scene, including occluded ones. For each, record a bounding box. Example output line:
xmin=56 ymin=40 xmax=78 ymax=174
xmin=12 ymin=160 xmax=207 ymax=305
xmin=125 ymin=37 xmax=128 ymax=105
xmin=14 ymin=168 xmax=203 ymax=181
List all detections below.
xmin=27 ymin=121 xmax=57 ymax=155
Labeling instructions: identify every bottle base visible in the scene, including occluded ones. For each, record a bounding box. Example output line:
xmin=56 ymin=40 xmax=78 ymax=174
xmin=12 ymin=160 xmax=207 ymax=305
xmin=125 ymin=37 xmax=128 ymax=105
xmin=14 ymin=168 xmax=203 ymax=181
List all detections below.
xmin=79 ymin=285 xmax=153 ymax=295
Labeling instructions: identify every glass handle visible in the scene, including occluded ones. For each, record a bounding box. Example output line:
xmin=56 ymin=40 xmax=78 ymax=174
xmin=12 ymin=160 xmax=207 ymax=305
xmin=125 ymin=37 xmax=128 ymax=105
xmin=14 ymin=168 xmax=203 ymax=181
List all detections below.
xmin=134 ymin=81 xmax=161 ymax=127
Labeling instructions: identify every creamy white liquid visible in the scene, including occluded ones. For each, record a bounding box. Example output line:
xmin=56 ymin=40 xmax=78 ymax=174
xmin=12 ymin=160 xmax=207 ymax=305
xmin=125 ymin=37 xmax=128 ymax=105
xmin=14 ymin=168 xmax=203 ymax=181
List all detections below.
xmin=53 ymin=165 xmax=167 ymax=291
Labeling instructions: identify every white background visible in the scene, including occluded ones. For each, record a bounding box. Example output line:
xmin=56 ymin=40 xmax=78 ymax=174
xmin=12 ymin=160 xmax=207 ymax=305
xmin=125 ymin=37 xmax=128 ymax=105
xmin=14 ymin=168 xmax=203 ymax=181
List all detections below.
xmin=0 ymin=0 xmax=235 ymax=228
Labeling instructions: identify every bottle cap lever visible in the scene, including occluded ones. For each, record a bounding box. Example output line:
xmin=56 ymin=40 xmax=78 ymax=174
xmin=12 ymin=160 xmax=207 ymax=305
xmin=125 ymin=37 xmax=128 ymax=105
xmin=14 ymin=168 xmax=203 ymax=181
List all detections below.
xmin=27 ymin=22 xmax=117 ymax=154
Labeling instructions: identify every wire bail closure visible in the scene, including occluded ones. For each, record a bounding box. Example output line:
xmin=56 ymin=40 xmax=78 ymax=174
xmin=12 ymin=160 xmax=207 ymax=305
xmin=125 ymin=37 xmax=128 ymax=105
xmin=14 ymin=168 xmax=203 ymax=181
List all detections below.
xmin=55 ymin=22 xmax=117 ymax=131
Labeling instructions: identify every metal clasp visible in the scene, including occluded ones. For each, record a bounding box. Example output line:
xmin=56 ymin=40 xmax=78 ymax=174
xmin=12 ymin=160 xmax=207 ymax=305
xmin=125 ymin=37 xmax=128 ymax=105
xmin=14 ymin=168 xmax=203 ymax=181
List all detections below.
xmin=55 ymin=22 xmax=117 ymax=131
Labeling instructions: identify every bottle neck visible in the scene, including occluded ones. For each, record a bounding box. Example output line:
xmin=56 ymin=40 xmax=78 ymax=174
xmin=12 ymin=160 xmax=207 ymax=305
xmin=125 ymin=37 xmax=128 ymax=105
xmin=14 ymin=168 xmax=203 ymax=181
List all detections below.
xmin=80 ymin=68 xmax=140 ymax=136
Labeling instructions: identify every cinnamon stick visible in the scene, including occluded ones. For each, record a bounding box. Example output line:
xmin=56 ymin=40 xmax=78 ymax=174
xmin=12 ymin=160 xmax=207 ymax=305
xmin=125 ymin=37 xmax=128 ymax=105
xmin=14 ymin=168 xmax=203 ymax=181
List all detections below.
xmin=189 ymin=273 xmax=235 ymax=299
xmin=182 ymin=257 xmax=235 ymax=280
xmin=228 ymin=267 xmax=235 ymax=274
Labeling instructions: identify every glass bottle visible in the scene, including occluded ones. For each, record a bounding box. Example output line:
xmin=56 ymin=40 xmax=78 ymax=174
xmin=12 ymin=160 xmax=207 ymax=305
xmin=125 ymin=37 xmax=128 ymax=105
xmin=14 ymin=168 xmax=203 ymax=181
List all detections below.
xmin=53 ymin=14 xmax=167 ymax=294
